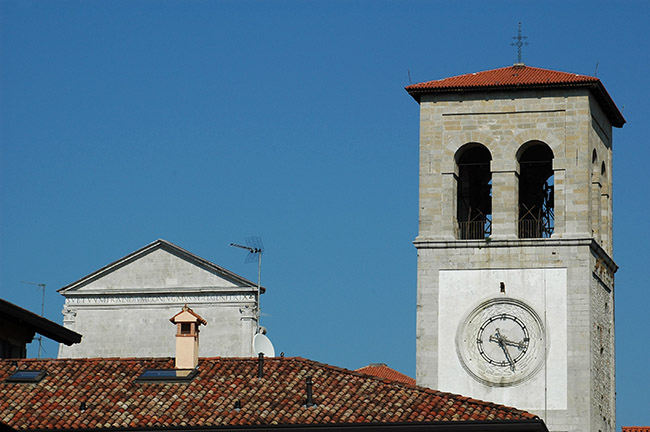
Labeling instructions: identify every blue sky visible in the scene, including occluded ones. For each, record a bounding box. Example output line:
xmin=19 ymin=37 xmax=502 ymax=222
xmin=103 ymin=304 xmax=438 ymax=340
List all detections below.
xmin=1 ymin=1 xmax=648 ymax=429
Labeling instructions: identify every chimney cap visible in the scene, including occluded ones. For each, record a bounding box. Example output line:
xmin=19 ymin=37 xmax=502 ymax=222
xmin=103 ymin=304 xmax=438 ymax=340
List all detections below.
xmin=170 ymin=304 xmax=207 ymax=325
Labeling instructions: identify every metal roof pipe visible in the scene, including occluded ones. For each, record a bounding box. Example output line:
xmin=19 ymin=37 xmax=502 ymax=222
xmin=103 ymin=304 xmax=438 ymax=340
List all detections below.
xmin=305 ymin=376 xmax=316 ymax=407
xmin=257 ymin=352 xmax=264 ymax=378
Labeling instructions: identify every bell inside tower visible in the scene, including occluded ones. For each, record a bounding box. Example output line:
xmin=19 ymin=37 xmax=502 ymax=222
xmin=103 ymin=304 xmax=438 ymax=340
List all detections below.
xmin=517 ymin=141 xmax=554 ymax=238
xmin=456 ymin=144 xmax=492 ymax=239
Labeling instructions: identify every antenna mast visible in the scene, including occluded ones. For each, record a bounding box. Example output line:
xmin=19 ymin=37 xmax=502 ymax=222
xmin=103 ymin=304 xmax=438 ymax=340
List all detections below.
xmin=21 ymin=281 xmax=46 ymax=358
xmin=230 ymin=237 xmax=264 ymax=333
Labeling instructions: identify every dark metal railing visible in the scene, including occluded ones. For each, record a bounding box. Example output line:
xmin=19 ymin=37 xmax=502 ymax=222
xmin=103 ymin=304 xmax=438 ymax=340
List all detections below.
xmin=518 ymin=203 xmax=554 ymax=238
xmin=518 ymin=218 xmax=553 ymax=238
xmin=458 ymin=219 xmax=491 ymax=240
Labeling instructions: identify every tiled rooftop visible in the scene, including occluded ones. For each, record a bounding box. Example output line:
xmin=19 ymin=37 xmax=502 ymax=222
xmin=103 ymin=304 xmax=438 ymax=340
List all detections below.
xmin=405 ymin=65 xmax=598 ymax=91
xmin=622 ymin=428 xmax=650 ymax=432
xmin=405 ymin=64 xmax=625 ymax=127
xmin=0 ymin=357 xmax=540 ymax=430
xmin=356 ymin=363 xmax=416 ymax=386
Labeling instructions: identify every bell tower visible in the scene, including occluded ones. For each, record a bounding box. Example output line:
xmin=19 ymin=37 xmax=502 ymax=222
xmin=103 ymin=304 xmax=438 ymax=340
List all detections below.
xmin=406 ymin=65 xmax=624 ymax=432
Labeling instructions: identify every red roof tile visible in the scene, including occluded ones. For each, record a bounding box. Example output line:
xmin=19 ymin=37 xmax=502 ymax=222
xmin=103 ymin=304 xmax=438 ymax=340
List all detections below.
xmin=356 ymin=363 xmax=416 ymax=386
xmin=623 ymin=428 xmax=650 ymax=432
xmin=0 ymin=357 xmax=541 ymax=430
xmin=405 ymin=65 xmax=625 ymax=128
xmin=406 ymin=65 xmax=599 ymax=90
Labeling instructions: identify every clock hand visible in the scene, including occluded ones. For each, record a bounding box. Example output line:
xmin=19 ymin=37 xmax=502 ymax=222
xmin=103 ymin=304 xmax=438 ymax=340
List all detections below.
xmin=490 ymin=329 xmax=516 ymax=371
xmin=500 ymin=342 xmax=516 ymax=372
xmin=500 ymin=336 xmax=528 ymax=351
xmin=489 ymin=328 xmax=527 ymax=350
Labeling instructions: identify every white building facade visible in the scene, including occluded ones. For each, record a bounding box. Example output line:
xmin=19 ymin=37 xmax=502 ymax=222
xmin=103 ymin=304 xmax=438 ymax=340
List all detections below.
xmin=58 ymin=239 xmax=260 ymax=359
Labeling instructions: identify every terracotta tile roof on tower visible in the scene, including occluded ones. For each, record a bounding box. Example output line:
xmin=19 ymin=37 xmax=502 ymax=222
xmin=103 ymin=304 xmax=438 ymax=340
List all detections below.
xmin=356 ymin=363 xmax=416 ymax=385
xmin=405 ymin=64 xmax=625 ymax=128
xmin=0 ymin=357 xmax=544 ymax=431
xmin=622 ymin=428 xmax=650 ymax=432
xmin=406 ymin=65 xmax=598 ymax=90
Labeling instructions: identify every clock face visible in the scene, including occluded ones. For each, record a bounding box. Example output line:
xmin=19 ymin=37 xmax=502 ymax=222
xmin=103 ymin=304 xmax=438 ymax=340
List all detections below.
xmin=456 ymin=297 xmax=545 ymax=387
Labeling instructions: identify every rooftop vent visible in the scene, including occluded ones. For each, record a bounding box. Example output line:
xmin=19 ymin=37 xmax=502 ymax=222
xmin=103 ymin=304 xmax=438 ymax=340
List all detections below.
xmin=257 ymin=352 xmax=264 ymax=378
xmin=305 ymin=376 xmax=316 ymax=408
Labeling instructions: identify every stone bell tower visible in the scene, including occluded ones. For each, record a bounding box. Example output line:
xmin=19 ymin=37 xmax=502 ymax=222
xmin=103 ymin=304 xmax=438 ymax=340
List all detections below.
xmin=406 ymin=64 xmax=624 ymax=432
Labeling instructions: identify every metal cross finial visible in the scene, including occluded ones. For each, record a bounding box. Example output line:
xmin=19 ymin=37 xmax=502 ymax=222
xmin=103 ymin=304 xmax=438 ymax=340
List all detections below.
xmin=511 ymin=22 xmax=528 ymax=64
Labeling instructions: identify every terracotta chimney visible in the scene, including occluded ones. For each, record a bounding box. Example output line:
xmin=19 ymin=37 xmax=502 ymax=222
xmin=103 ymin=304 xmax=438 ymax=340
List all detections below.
xmin=169 ymin=305 xmax=207 ymax=369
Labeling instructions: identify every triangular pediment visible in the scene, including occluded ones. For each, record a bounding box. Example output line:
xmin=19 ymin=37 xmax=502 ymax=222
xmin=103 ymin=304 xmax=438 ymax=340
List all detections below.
xmin=58 ymin=239 xmax=258 ymax=295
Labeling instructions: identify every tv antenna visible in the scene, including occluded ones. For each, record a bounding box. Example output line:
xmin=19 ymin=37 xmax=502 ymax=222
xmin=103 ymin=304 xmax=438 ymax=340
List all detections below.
xmin=230 ymin=236 xmax=264 ymax=333
xmin=21 ymin=281 xmax=46 ymax=358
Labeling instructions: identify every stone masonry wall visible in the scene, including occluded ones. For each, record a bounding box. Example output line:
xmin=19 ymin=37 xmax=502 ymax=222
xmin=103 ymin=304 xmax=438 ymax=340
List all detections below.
xmin=417 ymin=88 xmax=612 ymax=242
xmin=590 ymin=250 xmax=616 ymax=432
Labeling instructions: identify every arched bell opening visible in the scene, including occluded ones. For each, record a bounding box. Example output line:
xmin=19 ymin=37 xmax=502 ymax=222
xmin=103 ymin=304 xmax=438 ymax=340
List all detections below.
xmin=517 ymin=141 xmax=554 ymax=238
xmin=455 ymin=144 xmax=492 ymax=239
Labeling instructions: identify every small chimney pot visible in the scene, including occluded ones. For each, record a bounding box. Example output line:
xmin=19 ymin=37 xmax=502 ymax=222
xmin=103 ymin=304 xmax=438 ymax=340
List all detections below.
xmin=170 ymin=305 xmax=207 ymax=369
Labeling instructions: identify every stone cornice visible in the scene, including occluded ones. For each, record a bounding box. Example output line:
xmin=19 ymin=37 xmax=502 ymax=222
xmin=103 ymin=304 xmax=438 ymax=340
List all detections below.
xmin=414 ymin=236 xmax=590 ymax=248
xmin=413 ymin=236 xmax=618 ymax=272
xmin=62 ymin=286 xmax=258 ymax=297
xmin=63 ymin=292 xmax=256 ymax=307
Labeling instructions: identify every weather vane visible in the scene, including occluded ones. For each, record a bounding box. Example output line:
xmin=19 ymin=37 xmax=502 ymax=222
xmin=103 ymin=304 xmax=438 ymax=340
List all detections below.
xmin=511 ymin=22 xmax=528 ymax=64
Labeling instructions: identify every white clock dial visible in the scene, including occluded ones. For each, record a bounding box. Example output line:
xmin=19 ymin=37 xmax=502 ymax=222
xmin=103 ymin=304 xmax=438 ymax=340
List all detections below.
xmin=456 ymin=297 xmax=545 ymax=387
